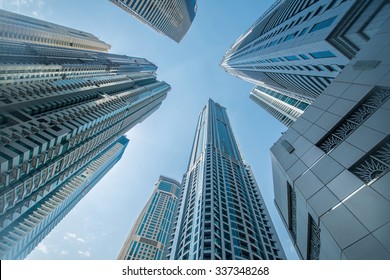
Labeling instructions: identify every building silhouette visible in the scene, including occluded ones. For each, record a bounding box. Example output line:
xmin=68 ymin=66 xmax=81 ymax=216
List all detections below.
xmin=110 ymin=0 xmax=197 ymax=42
xmin=167 ymin=99 xmax=285 ymax=260
xmin=0 ymin=10 xmax=170 ymax=259
xmin=118 ymin=176 xmax=181 ymax=260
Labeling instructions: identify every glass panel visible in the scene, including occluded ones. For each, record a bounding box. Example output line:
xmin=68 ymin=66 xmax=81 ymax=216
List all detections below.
xmin=284 ymin=55 xmax=299 ymax=61
xmin=310 ymin=16 xmax=337 ymax=33
xmin=309 ymin=50 xmax=336 ymax=59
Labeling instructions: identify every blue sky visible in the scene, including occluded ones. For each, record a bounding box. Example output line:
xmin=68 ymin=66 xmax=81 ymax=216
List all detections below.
xmin=1 ymin=0 xmax=298 ymax=259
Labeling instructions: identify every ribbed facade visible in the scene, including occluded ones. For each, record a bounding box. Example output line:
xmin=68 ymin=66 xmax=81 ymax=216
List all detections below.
xmin=250 ymin=85 xmax=313 ymax=127
xmin=110 ymin=0 xmax=197 ymax=42
xmin=0 ymin=136 xmax=128 ymax=260
xmin=0 ymin=9 xmax=110 ymax=52
xmin=270 ymin=17 xmax=390 ymax=259
xmin=221 ymin=0 xmax=390 ymax=125
xmin=167 ymin=100 xmax=285 ymax=260
xmin=118 ymin=176 xmax=181 ymax=260
xmin=0 ymin=10 xmax=170 ymax=259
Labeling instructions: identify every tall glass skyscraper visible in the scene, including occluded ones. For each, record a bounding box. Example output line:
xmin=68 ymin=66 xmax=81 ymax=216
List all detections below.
xmin=250 ymin=84 xmax=313 ymax=127
xmin=167 ymin=99 xmax=285 ymax=260
xmin=110 ymin=0 xmax=198 ymax=43
xmin=221 ymin=0 xmax=389 ymax=124
xmin=0 ymin=9 xmax=111 ymax=52
xmin=0 ymin=136 xmax=129 ymax=259
xmin=118 ymin=176 xmax=181 ymax=260
xmin=0 ymin=10 xmax=170 ymax=259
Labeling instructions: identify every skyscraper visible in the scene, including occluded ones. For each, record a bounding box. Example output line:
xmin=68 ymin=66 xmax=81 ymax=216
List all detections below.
xmin=167 ymin=99 xmax=285 ymax=260
xmin=270 ymin=16 xmax=390 ymax=259
xmin=118 ymin=176 xmax=181 ymax=260
xmin=109 ymin=0 xmax=197 ymax=43
xmin=250 ymin=84 xmax=313 ymax=127
xmin=0 ymin=9 xmax=111 ymax=52
xmin=221 ymin=0 xmax=389 ymax=123
xmin=0 ymin=136 xmax=129 ymax=260
xmin=0 ymin=10 xmax=170 ymax=259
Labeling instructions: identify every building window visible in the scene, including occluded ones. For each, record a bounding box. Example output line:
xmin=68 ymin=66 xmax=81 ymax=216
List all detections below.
xmin=299 ymin=54 xmax=309 ymax=60
xmin=309 ymin=50 xmax=336 ymax=59
xmin=299 ymin=27 xmax=308 ymax=37
xmin=307 ymin=214 xmax=321 ymax=260
xmin=288 ymin=182 xmax=297 ymax=241
xmin=324 ymin=65 xmax=336 ymax=72
xmin=284 ymin=55 xmax=299 ymax=61
xmin=309 ymin=16 xmax=337 ymax=33
xmin=284 ymin=31 xmax=298 ymax=42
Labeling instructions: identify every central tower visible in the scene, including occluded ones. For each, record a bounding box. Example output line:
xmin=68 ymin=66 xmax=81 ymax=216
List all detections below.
xmin=167 ymin=99 xmax=285 ymax=260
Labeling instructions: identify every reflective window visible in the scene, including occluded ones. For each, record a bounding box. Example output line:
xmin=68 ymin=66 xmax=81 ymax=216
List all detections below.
xmin=299 ymin=27 xmax=308 ymax=36
xmin=299 ymin=54 xmax=309 ymax=60
xmin=284 ymin=55 xmax=299 ymax=61
xmin=310 ymin=16 xmax=337 ymax=33
xmin=310 ymin=50 xmax=336 ymax=59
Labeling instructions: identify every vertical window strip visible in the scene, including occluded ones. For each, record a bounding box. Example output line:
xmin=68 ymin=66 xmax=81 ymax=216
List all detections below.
xmin=288 ymin=182 xmax=297 ymax=241
xmin=307 ymin=214 xmax=321 ymax=259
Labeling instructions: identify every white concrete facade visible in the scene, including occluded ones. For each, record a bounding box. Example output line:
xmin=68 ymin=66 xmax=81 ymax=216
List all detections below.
xmin=270 ymin=17 xmax=390 ymax=259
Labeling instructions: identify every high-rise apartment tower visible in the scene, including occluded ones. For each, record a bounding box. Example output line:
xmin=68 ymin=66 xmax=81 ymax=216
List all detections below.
xmin=270 ymin=16 xmax=390 ymax=259
xmin=1 ymin=136 xmax=129 ymax=259
xmin=0 ymin=10 xmax=170 ymax=259
xmin=0 ymin=9 xmax=110 ymax=52
xmin=250 ymin=84 xmax=313 ymax=127
xmin=167 ymin=99 xmax=285 ymax=260
xmin=110 ymin=0 xmax=197 ymax=42
xmin=221 ymin=0 xmax=389 ymax=125
xmin=118 ymin=176 xmax=181 ymax=260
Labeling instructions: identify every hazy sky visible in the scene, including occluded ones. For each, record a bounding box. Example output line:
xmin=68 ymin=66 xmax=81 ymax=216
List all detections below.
xmin=1 ymin=0 xmax=298 ymax=260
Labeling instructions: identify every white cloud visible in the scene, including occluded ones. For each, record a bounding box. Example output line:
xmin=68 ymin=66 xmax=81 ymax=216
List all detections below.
xmin=76 ymin=237 xmax=86 ymax=243
xmin=64 ymin=232 xmax=87 ymax=243
xmin=78 ymin=250 xmax=91 ymax=258
xmin=36 ymin=243 xmax=49 ymax=254
xmin=0 ymin=0 xmax=45 ymax=18
xmin=10 ymin=0 xmax=32 ymax=11
xmin=60 ymin=250 xmax=69 ymax=255
xmin=65 ymin=232 xmax=77 ymax=239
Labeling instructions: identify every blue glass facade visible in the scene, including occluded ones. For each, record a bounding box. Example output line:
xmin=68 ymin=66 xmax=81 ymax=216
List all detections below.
xmin=250 ymin=85 xmax=313 ymax=127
